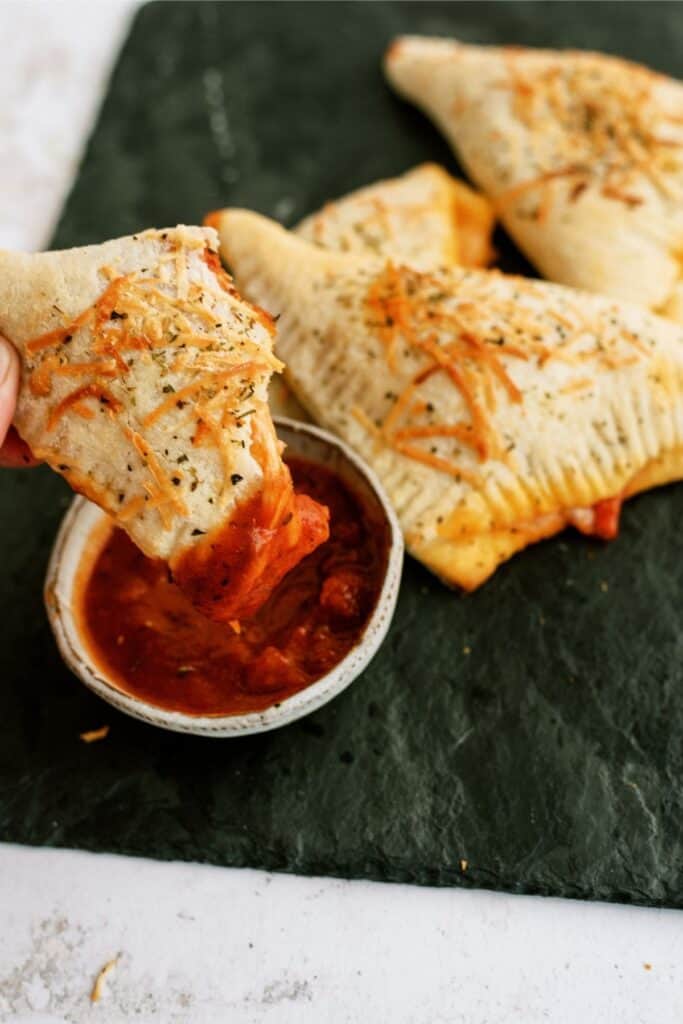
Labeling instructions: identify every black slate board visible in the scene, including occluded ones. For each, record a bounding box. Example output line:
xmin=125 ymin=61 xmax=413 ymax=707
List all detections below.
xmin=2 ymin=0 xmax=683 ymax=907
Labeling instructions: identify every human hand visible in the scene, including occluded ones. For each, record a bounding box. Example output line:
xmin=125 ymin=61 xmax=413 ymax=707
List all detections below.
xmin=0 ymin=336 xmax=38 ymax=467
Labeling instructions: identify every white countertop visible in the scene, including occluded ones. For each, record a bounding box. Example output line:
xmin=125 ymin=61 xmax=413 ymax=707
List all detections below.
xmin=0 ymin=3 xmax=680 ymax=1021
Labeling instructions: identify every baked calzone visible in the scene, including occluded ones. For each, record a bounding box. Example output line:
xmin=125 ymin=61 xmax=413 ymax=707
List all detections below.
xmin=210 ymin=209 xmax=683 ymax=589
xmin=296 ymin=162 xmax=495 ymax=270
xmin=385 ymin=37 xmax=683 ymax=320
xmin=0 ymin=226 xmax=328 ymax=620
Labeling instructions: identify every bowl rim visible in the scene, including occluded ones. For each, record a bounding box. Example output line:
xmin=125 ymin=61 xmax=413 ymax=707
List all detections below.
xmin=44 ymin=416 xmax=404 ymax=737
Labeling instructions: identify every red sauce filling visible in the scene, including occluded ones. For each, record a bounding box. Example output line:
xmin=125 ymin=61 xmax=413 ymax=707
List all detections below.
xmin=76 ymin=457 xmax=389 ymax=716
xmin=590 ymin=496 xmax=622 ymax=540
xmin=172 ymin=484 xmax=330 ymax=623
xmin=173 ymin=417 xmax=330 ymax=624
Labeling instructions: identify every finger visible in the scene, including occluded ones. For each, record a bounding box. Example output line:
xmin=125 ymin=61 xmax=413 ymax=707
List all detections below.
xmin=0 ymin=339 xmax=39 ymax=468
xmin=0 ymin=337 xmax=19 ymax=445
xmin=0 ymin=426 xmax=39 ymax=468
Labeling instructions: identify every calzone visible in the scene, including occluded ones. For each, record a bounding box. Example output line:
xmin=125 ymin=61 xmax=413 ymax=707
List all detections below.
xmin=210 ymin=208 xmax=683 ymax=589
xmin=295 ymin=162 xmax=495 ymax=270
xmin=0 ymin=226 xmax=328 ymax=620
xmin=384 ymin=37 xmax=683 ymax=320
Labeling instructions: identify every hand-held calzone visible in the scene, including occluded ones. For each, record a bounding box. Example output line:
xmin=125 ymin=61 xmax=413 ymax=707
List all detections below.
xmin=384 ymin=37 xmax=683 ymax=320
xmin=0 ymin=226 xmax=328 ymax=620
xmin=210 ymin=208 xmax=683 ymax=589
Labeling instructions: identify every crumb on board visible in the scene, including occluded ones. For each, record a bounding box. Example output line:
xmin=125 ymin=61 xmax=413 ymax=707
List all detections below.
xmin=460 ymin=858 xmax=468 ymax=872
xmin=643 ymin=963 xmax=652 ymax=971
xmin=90 ymin=955 xmax=119 ymax=1003
xmin=79 ymin=726 xmax=110 ymax=744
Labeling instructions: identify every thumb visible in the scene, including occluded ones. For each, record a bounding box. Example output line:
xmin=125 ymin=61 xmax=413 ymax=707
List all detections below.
xmin=0 ymin=337 xmax=19 ymax=445
xmin=0 ymin=337 xmax=40 ymax=468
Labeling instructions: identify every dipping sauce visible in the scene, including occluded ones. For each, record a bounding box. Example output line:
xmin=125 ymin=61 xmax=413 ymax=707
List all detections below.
xmin=76 ymin=457 xmax=390 ymax=716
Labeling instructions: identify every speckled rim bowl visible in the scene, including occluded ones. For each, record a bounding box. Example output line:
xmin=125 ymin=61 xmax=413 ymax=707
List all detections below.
xmin=44 ymin=417 xmax=404 ymax=738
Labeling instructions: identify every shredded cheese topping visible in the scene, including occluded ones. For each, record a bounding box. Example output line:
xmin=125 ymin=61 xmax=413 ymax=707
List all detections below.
xmin=492 ymin=51 xmax=683 ymax=216
xmin=361 ymin=261 xmax=656 ymax=481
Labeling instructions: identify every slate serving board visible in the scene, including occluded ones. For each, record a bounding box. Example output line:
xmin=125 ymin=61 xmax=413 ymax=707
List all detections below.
xmin=1 ymin=0 xmax=683 ymax=907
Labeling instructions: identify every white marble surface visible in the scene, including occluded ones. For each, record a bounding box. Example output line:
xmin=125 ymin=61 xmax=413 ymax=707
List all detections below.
xmin=0 ymin=2 xmax=680 ymax=1022
xmin=1 ymin=844 xmax=681 ymax=1024
xmin=0 ymin=1 xmax=135 ymax=252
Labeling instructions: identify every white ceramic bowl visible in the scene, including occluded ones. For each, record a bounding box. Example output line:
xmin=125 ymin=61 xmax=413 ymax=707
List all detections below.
xmin=44 ymin=417 xmax=404 ymax=737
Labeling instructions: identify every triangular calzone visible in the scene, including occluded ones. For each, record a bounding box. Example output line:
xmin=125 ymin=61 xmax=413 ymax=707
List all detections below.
xmin=0 ymin=226 xmax=328 ymax=620
xmin=295 ymin=162 xmax=495 ymax=270
xmin=385 ymin=37 xmax=683 ymax=320
xmin=210 ymin=208 xmax=683 ymax=589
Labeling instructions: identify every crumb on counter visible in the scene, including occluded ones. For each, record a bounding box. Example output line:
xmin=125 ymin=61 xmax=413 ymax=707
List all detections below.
xmin=79 ymin=725 xmax=110 ymax=744
xmin=90 ymin=955 xmax=119 ymax=1003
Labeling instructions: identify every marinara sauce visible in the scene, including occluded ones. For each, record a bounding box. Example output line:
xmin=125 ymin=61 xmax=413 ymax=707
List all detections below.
xmin=76 ymin=457 xmax=389 ymax=716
